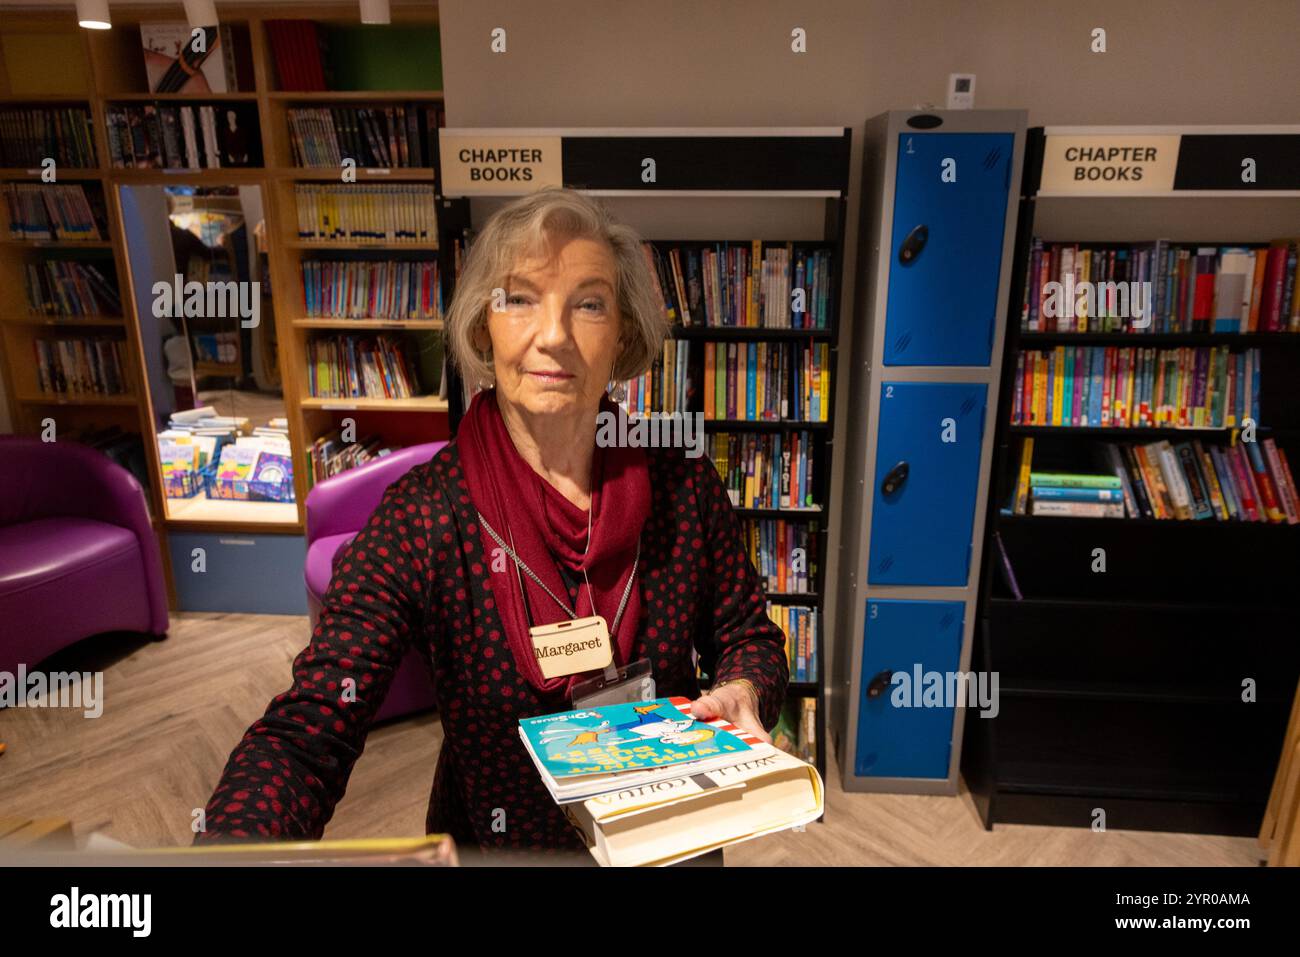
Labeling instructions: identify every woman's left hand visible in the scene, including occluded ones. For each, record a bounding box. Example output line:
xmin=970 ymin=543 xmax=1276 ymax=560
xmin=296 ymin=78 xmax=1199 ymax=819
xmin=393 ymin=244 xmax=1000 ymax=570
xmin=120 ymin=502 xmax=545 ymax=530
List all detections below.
xmin=689 ymin=680 xmax=773 ymax=745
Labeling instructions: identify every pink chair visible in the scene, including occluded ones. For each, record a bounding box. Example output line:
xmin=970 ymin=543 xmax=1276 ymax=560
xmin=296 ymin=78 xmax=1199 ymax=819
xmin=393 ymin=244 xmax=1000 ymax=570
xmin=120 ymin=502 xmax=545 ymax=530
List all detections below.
xmin=0 ymin=436 xmax=169 ymax=676
xmin=304 ymin=442 xmax=445 ymax=722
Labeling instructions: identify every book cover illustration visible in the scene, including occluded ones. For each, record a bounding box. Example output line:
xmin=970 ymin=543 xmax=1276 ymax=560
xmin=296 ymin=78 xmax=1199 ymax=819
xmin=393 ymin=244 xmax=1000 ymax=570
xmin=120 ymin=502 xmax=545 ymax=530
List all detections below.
xmin=140 ymin=23 xmax=226 ymax=94
xmin=520 ymin=697 xmax=761 ymax=780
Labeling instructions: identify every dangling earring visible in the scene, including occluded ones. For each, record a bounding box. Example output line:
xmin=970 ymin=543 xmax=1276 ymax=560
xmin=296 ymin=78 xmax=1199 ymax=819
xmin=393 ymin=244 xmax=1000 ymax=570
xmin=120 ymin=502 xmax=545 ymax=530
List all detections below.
xmin=608 ymin=379 xmax=627 ymax=403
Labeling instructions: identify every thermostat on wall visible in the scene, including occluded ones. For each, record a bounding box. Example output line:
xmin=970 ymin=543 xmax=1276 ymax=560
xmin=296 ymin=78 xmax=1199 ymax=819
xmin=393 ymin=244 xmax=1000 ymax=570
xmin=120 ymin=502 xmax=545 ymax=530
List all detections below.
xmin=947 ymin=74 xmax=976 ymax=110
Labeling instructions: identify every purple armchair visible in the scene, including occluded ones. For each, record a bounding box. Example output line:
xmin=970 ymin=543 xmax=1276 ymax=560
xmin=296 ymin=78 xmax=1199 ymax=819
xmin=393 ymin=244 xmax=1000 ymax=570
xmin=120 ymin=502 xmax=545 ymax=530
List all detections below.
xmin=305 ymin=441 xmax=445 ymax=723
xmin=0 ymin=437 xmax=169 ymax=676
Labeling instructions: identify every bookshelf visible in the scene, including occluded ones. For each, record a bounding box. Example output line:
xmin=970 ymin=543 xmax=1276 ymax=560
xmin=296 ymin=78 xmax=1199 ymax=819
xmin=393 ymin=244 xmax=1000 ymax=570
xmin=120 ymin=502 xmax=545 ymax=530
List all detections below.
xmin=0 ymin=7 xmax=449 ymax=616
xmin=965 ymin=125 xmax=1300 ymax=835
xmin=437 ymin=127 xmax=853 ymax=789
xmin=0 ymin=6 xmax=448 ymax=556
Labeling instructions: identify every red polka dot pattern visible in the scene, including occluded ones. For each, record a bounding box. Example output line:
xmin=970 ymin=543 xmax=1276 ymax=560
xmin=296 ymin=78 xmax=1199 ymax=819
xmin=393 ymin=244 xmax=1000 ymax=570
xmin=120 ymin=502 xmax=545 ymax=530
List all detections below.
xmin=196 ymin=441 xmax=789 ymax=852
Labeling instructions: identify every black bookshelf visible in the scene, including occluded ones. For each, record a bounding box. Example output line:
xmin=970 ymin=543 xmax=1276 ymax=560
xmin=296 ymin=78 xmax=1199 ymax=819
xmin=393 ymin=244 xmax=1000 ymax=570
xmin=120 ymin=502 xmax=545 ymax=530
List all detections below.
xmin=437 ymin=129 xmax=852 ymax=791
xmin=964 ymin=126 xmax=1300 ymax=836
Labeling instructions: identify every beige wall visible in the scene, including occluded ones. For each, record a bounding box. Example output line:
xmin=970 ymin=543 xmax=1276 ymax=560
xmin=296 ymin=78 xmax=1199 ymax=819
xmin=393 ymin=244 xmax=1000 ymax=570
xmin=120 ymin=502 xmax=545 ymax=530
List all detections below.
xmin=438 ymin=0 xmax=1300 ymax=714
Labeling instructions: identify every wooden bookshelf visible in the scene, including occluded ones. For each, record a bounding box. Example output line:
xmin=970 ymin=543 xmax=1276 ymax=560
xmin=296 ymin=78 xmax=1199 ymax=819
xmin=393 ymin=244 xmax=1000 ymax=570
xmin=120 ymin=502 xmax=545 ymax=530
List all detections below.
xmin=0 ymin=5 xmax=448 ymax=552
xmin=965 ymin=125 xmax=1300 ymax=836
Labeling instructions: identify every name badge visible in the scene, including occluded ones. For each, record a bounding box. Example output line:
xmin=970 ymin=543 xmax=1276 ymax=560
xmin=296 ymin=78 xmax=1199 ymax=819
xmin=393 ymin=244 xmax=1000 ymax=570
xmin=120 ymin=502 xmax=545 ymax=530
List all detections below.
xmin=530 ymin=615 xmax=613 ymax=679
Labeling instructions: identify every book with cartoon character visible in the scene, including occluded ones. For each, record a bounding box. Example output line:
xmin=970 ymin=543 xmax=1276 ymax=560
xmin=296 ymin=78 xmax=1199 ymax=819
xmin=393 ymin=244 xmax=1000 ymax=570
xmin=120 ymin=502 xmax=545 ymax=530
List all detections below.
xmin=518 ymin=696 xmax=772 ymax=804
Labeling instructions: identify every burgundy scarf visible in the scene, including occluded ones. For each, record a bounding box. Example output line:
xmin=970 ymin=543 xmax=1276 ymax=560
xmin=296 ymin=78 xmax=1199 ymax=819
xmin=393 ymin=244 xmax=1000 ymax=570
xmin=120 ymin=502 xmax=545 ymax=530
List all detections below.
xmin=458 ymin=388 xmax=651 ymax=697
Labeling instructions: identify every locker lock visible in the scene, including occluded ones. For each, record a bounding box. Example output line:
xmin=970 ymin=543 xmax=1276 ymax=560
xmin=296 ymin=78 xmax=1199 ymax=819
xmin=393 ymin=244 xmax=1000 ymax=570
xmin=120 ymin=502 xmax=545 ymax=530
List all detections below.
xmin=867 ymin=670 xmax=894 ymax=698
xmin=880 ymin=461 xmax=909 ymax=496
xmin=898 ymin=224 xmax=928 ymax=264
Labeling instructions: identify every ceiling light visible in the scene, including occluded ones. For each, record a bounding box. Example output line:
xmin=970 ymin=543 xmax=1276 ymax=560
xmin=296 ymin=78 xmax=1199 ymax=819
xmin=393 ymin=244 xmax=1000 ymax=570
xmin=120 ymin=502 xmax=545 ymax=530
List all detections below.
xmin=76 ymin=0 xmax=112 ymax=30
xmin=360 ymin=0 xmax=391 ymax=26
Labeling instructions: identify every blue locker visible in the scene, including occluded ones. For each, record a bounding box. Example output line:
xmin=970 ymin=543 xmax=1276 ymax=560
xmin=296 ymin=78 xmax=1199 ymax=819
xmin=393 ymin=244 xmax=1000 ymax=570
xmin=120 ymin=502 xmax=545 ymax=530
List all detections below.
xmin=169 ymin=532 xmax=307 ymax=614
xmin=868 ymin=381 xmax=986 ymax=585
xmin=884 ymin=132 xmax=1013 ymax=366
xmin=855 ymin=598 xmax=965 ymax=778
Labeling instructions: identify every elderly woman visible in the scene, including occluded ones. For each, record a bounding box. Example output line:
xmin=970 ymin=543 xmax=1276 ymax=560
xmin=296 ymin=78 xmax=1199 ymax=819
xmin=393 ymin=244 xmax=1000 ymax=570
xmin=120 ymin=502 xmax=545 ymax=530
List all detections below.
xmin=198 ymin=187 xmax=789 ymax=855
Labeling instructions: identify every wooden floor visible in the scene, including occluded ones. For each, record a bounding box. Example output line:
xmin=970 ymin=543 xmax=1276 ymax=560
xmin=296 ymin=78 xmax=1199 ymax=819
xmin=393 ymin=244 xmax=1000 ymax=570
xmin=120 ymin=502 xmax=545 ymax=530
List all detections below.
xmin=0 ymin=612 xmax=1264 ymax=866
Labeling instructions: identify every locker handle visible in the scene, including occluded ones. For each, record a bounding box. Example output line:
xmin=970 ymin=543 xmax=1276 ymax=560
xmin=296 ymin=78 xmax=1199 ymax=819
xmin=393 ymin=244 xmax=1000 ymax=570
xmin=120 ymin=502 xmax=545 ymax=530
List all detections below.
xmin=867 ymin=670 xmax=894 ymax=698
xmin=880 ymin=460 xmax=909 ymax=496
xmin=898 ymin=224 xmax=928 ymax=265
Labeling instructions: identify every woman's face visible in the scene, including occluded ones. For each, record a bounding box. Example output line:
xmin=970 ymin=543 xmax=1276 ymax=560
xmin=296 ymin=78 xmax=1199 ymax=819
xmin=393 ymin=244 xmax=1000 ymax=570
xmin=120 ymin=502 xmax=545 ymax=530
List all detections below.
xmin=484 ymin=234 xmax=623 ymax=421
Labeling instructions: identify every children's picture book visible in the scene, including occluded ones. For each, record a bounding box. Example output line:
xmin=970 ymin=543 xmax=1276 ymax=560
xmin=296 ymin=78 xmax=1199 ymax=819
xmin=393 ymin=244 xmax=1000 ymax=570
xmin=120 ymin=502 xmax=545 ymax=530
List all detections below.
xmin=518 ymin=696 xmax=772 ymax=804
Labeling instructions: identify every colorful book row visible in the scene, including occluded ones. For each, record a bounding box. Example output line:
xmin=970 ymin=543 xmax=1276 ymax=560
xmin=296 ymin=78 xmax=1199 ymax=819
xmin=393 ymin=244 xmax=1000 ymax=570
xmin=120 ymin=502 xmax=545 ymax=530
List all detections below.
xmin=1014 ymin=436 xmax=1300 ymax=523
xmin=740 ymin=518 xmax=818 ymax=595
xmin=293 ymin=184 xmax=438 ymax=244
xmin=33 ymin=336 xmax=127 ymax=397
xmin=105 ymin=103 xmax=260 ymax=169
xmin=766 ymin=603 xmax=818 ymax=683
xmin=642 ymin=242 xmax=832 ymax=329
xmin=1011 ymin=346 xmax=1261 ymax=429
xmin=703 ymin=340 xmax=829 ymax=423
xmin=617 ymin=339 xmax=690 ymax=416
xmin=3 ymin=183 xmax=104 ymax=242
xmin=710 ymin=430 xmax=818 ymax=510
xmin=287 ymin=105 xmax=442 ymax=169
xmin=306 ymin=334 xmax=423 ymax=399
xmin=24 ymin=260 xmax=122 ymax=317
xmin=0 ymin=107 xmax=96 ymax=168
xmin=307 ymin=431 xmax=404 ymax=486
xmin=1021 ymin=239 xmax=1300 ymax=335
xmin=299 ymin=260 xmax=442 ymax=321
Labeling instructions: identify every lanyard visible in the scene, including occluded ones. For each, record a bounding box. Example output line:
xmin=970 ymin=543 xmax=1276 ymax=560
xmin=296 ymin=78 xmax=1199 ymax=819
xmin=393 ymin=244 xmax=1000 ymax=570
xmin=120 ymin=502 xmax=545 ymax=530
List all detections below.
xmin=476 ymin=510 xmax=640 ymax=635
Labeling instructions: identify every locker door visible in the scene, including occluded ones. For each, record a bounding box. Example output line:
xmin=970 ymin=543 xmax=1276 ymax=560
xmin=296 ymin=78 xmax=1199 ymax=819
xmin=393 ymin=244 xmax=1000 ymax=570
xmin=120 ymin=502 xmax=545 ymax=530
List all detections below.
xmin=856 ymin=598 xmax=965 ymax=778
xmin=884 ymin=131 xmax=1014 ymax=366
xmin=868 ymin=381 xmax=986 ymax=585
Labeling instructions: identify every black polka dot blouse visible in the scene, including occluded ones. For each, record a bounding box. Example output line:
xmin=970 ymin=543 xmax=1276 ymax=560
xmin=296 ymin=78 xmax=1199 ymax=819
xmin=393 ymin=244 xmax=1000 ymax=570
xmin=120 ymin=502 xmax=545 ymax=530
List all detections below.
xmin=196 ymin=441 xmax=789 ymax=853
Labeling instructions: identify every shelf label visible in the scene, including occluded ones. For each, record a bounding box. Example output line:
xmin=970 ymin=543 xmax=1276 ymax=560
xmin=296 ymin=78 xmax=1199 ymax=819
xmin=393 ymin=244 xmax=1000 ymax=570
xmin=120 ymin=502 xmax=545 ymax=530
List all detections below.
xmin=1040 ymin=134 xmax=1181 ymax=194
xmin=439 ymin=132 xmax=562 ymax=196
xmin=322 ymin=404 xmax=358 ymax=411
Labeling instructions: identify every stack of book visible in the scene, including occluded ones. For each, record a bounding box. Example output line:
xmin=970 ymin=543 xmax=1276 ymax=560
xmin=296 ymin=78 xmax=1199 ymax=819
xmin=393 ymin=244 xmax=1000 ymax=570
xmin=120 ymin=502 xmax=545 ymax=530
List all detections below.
xmin=702 ymin=340 xmax=830 ymax=422
xmin=306 ymin=334 xmax=422 ymax=399
xmin=519 ymin=697 xmax=822 ymax=866
xmin=616 ymin=339 xmax=689 ymax=416
xmin=643 ymin=241 xmax=832 ymax=329
xmin=104 ymin=103 xmax=260 ymax=169
xmin=24 ymin=260 xmax=121 ymax=316
xmin=0 ymin=106 xmax=96 ymax=167
xmin=1011 ymin=345 xmax=1261 ymax=429
xmin=287 ymin=105 xmax=442 ymax=168
xmin=300 ymin=260 xmax=442 ymax=321
xmin=767 ymin=602 xmax=818 ymax=682
xmin=1021 ymin=239 xmax=1300 ymax=334
xmin=294 ymin=184 xmax=438 ymax=244
xmin=33 ymin=336 xmax=126 ymax=397
xmin=3 ymin=184 xmax=104 ymax=242
xmin=741 ymin=518 xmax=817 ymax=593
xmin=710 ymin=430 xmax=817 ymax=510
xmin=1013 ymin=436 xmax=1300 ymax=523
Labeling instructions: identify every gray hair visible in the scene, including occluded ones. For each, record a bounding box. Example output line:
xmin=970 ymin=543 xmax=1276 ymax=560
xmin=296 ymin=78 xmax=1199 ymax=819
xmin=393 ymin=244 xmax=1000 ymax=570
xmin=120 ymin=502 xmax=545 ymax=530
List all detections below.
xmin=444 ymin=187 xmax=669 ymax=387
